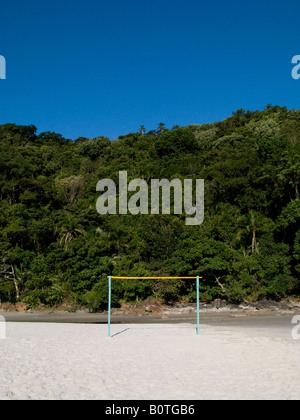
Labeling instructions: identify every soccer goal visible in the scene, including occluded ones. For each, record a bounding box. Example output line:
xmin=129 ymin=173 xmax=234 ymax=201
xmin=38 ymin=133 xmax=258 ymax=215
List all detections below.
xmin=107 ymin=276 xmax=202 ymax=336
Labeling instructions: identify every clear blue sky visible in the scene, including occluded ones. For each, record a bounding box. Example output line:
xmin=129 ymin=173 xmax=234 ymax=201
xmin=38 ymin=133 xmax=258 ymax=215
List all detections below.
xmin=0 ymin=0 xmax=300 ymax=140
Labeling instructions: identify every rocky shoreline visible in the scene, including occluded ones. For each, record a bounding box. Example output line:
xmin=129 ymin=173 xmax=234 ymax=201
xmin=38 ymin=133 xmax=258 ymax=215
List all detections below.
xmin=1 ymin=298 xmax=300 ymax=317
xmin=115 ymin=298 xmax=300 ymax=316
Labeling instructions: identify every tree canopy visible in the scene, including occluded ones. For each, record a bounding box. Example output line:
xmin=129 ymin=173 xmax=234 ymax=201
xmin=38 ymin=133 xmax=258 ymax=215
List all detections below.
xmin=0 ymin=107 xmax=299 ymax=310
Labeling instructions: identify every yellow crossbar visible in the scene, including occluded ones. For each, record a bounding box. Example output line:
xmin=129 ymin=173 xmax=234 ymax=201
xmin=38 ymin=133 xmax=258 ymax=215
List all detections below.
xmin=108 ymin=276 xmax=202 ymax=279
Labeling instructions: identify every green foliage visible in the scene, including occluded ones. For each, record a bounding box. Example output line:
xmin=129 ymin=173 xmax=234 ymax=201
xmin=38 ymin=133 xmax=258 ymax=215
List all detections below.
xmin=0 ymin=107 xmax=299 ymax=309
xmin=85 ymin=277 xmax=123 ymax=311
xmin=155 ymin=127 xmax=198 ymax=157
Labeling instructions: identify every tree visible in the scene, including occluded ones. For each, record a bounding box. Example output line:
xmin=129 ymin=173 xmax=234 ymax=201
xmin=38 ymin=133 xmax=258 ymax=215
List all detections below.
xmin=155 ymin=127 xmax=198 ymax=157
xmin=237 ymin=210 xmax=274 ymax=255
xmin=157 ymin=122 xmax=167 ymax=136
xmin=56 ymin=216 xmax=86 ymax=250
xmin=139 ymin=125 xmax=146 ymax=136
xmin=0 ymin=259 xmax=20 ymax=301
xmin=55 ymin=176 xmax=85 ymax=205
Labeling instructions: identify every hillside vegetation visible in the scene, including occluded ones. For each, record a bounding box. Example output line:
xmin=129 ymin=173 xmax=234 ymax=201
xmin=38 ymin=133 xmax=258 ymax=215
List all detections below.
xmin=0 ymin=105 xmax=299 ymax=310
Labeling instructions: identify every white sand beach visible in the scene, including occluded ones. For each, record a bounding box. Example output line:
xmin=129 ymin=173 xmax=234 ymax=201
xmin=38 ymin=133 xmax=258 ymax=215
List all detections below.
xmin=1 ymin=320 xmax=300 ymax=400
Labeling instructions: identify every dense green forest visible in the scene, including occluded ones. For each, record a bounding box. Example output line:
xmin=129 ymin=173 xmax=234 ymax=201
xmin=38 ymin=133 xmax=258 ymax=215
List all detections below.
xmin=0 ymin=105 xmax=299 ymax=310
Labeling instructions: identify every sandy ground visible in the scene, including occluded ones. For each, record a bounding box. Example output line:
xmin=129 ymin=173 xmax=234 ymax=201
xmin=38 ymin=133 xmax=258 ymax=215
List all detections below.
xmin=1 ymin=317 xmax=300 ymax=400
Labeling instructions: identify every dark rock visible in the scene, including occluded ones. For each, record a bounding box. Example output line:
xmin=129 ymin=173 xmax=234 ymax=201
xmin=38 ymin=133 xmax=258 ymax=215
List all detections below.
xmin=213 ymin=299 xmax=227 ymax=309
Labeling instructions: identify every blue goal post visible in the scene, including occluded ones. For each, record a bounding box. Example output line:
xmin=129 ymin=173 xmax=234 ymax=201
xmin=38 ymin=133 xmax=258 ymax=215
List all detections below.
xmin=107 ymin=276 xmax=202 ymax=337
